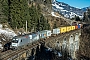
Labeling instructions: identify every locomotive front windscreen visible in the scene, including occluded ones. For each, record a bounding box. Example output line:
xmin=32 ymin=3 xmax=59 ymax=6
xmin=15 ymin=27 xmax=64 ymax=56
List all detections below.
xmin=12 ymin=39 xmax=18 ymax=43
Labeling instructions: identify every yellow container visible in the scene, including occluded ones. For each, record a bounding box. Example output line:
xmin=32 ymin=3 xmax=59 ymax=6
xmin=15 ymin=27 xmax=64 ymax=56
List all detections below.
xmin=60 ymin=27 xmax=67 ymax=33
xmin=66 ymin=26 xmax=72 ymax=32
xmin=71 ymin=26 xmax=75 ymax=30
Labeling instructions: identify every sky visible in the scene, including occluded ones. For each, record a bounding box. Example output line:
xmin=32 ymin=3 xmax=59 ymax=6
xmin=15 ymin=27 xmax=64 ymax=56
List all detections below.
xmin=56 ymin=0 xmax=90 ymax=8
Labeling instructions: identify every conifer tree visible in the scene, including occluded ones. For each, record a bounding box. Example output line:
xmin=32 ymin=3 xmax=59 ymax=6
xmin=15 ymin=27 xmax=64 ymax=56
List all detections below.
xmin=0 ymin=0 xmax=9 ymax=23
xmin=9 ymin=0 xmax=31 ymax=29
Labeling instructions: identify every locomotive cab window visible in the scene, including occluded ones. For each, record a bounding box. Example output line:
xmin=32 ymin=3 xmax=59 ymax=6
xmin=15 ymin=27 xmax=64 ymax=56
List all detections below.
xmin=12 ymin=39 xmax=18 ymax=43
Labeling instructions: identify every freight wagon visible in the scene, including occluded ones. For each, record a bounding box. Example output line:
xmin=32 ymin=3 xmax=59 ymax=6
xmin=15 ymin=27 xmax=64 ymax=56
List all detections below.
xmin=44 ymin=30 xmax=51 ymax=38
xmin=66 ymin=26 xmax=72 ymax=32
xmin=60 ymin=27 xmax=67 ymax=33
xmin=75 ymin=25 xmax=78 ymax=29
xmin=71 ymin=26 xmax=75 ymax=30
xmin=38 ymin=30 xmax=47 ymax=39
xmin=53 ymin=28 xmax=60 ymax=35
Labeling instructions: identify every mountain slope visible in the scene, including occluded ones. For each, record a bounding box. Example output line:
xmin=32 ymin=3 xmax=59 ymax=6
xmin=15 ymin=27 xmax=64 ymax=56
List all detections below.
xmin=52 ymin=0 xmax=88 ymax=19
xmin=81 ymin=6 xmax=90 ymax=11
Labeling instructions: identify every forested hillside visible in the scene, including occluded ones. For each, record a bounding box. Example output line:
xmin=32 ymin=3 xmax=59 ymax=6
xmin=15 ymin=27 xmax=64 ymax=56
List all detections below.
xmin=0 ymin=0 xmax=71 ymax=33
xmin=0 ymin=0 xmax=51 ymax=33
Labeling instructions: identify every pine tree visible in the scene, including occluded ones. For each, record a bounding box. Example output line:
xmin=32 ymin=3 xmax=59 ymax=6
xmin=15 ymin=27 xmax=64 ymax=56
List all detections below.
xmin=0 ymin=0 xmax=51 ymax=32
xmin=0 ymin=0 xmax=9 ymax=23
xmin=9 ymin=0 xmax=31 ymax=30
xmin=75 ymin=16 xmax=81 ymax=21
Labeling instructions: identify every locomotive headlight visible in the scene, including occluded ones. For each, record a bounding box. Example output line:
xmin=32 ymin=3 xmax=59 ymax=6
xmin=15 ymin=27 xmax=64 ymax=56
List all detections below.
xmin=16 ymin=39 xmax=18 ymax=40
xmin=12 ymin=43 xmax=18 ymax=46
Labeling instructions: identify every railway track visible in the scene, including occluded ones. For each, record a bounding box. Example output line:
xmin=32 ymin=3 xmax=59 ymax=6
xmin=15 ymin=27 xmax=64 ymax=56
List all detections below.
xmin=0 ymin=50 xmax=12 ymax=58
xmin=0 ymin=42 xmax=39 ymax=60
xmin=0 ymin=29 xmax=81 ymax=60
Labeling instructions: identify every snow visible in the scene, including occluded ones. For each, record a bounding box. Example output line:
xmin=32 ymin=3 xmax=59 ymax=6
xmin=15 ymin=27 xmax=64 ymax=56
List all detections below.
xmin=70 ymin=8 xmax=72 ymax=9
xmin=51 ymin=12 xmax=60 ymax=18
xmin=0 ymin=40 xmax=1 ymax=42
xmin=0 ymin=44 xmax=3 ymax=50
xmin=53 ymin=0 xmax=56 ymax=2
xmin=0 ymin=25 xmax=17 ymax=39
xmin=61 ymin=10 xmax=69 ymax=12
xmin=64 ymin=14 xmax=69 ymax=18
xmin=48 ymin=48 xmax=52 ymax=51
xmin=60 ymin=3 xmax=66 ymax=6
xmin=0 ymin=24 xmax=2 ymax=28
xmin=58 ymin=52 xmax=62 ymax=57
xmin=2 ymin=38 xmax=6 ymax=41
xmin=52 ymin=4 xmax=64 ymax=10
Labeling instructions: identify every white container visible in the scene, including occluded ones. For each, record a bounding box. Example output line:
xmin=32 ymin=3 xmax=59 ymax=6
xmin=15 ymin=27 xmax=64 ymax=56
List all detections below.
xmin=53 ymin=28 xmax=60 ymax=35
xmin=44 ymin=30 xmax=51 ymax=37
xmin=29 ymin=32 xmax=39 ymax=41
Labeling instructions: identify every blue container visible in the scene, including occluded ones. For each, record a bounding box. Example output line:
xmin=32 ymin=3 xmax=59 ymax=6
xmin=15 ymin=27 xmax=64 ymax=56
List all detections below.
xmin=78 ymin=25 xmax=80 ymax=29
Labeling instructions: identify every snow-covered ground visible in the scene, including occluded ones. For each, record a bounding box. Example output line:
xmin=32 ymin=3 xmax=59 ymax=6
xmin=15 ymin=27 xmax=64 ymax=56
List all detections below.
xmin=0 ymin=44 xmax=3 ymax=50
xmin=51 ymin=12 xmax=60 ymax=18
xmin=0 ymin=24 xmax=17 ymax=50
xmin=0 ymin=28 xmax=17 ymax=39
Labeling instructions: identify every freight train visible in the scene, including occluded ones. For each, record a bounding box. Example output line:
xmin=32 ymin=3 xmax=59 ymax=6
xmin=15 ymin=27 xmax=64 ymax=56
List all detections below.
xmin=10 ymin=24 xmax=82 ymax=50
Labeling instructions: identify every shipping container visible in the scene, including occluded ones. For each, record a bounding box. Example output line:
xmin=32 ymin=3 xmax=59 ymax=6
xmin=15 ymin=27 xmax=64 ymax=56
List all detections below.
xmin=38 ymin=31 xmax=47 ymax=39
xmin=29 ymin=32 xmax=39 ymax=42
xmin=71 ymin=26 xmax=75 ymax=30
xmin=78 ymin=25 xmax=80 ymax=29
xmin=44 ymin=30 xmax=51 ymax=38
xmin=66 ymin=26 xmax=72 ymax=32
xmin=60 ymin=27 xmax=67 ymax=33
xmin=78 ymin=24 xmax=83 ymax=28
xmin=75 ymin=25 xmax=78 ymax=29
xmin=53 ymin=28 xmax=60 ymax=35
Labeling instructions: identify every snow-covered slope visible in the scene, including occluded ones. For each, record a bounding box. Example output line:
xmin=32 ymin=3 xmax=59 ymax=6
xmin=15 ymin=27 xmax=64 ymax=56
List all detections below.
xmin=52 ymin=0 xmax=88 ymax=19
xmin=0 ymin=24 xmax=17 ymax=39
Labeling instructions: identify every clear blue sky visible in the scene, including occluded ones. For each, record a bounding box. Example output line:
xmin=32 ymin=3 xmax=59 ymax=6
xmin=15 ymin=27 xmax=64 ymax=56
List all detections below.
xmin=56 ymin=0 xmax=90 ymax=8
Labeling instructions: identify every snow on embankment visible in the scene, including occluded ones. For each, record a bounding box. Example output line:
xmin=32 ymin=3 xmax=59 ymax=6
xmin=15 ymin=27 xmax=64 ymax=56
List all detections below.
xmin=0 ymin=24 xmax=17 ymax=39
